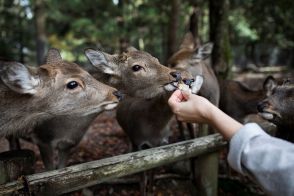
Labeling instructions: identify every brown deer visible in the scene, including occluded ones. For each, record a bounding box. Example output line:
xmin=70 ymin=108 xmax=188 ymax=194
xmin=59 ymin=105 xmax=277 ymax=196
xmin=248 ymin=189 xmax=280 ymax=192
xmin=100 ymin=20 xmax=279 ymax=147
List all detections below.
xmin=168 ymin=32 xmax=220 ymax=107
xmin=219 ymin=76 xmax=275 ymax=123
xmin=0 ymin=48 xmax=119 ymax=138
xmin=23 ymin=47 xmax=187 ymax=172
xmin=86 ymin=47 xmax=194 ymax=196
xmin=257 ymin=77 xmax=294 ymax=142
xmin=85 ymin=47 xmax=195 ymax=149
xmin=167 ymin=32 xmax=220 ymax=195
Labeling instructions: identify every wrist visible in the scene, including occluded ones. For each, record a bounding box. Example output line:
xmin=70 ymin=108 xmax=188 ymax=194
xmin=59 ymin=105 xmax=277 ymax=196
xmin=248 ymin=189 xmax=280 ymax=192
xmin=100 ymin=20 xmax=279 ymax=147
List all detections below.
xmin=202 ymin=97 xmax=216 ymax=124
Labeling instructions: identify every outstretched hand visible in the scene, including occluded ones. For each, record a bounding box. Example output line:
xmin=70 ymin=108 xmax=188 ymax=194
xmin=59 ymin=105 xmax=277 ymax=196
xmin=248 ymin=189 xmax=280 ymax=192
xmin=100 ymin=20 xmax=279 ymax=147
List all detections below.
xmin=168 ymin=90 xmax=213 ymax=124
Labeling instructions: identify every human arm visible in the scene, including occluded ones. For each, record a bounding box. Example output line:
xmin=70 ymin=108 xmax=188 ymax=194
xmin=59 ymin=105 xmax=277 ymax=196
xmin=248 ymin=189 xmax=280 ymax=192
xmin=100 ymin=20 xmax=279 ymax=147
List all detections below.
xmin=168 ymin=90 xmax=294 ymax=196
xmin=168 ymin=89 xmax=242 ymax=140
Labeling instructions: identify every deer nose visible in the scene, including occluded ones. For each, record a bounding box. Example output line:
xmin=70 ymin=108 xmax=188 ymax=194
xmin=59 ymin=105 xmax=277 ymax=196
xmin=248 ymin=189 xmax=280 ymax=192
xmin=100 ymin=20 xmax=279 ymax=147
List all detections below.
xmin=170 ymin=71 xmax=181 ymax=81
xmin=113 ymin=91 xmax=123 ymax=101
xmin=183 ymin=78 xmax=195 ymax=86
xmin=257 ymin=101 xmax=267 ymax=112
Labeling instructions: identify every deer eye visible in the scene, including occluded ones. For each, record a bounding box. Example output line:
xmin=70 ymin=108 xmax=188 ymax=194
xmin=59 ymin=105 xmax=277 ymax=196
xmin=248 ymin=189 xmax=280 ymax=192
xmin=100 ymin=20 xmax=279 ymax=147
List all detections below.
xmin=132 ymin=64 xmax=143 ymax=72
xmin=66 ymin=81 xmax=79 ymax=90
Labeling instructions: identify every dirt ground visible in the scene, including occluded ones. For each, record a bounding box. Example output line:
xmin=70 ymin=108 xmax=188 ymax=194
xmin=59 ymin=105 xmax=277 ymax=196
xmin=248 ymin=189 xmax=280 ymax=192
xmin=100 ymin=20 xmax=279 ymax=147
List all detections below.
xmin=0 ymin=110 xmax=266 ymax=196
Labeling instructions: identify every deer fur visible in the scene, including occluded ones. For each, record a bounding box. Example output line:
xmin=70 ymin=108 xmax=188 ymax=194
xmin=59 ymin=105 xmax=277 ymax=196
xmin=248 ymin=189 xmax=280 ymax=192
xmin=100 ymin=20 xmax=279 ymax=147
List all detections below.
xmin=0 ymin=48 xmax=118 ymax=137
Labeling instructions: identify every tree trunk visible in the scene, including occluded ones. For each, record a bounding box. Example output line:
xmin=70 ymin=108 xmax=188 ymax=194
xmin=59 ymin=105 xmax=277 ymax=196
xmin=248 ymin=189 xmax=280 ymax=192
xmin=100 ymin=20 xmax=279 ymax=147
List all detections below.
xmin=117 ymin=0 xmax=129 ymax=53
xmin=166 ymin=0 xmax=180 ymax=62
xmin=209 ymin=0 xmax=230 ymax=78
xmin=35 ymin=0 xmax=47 ymax=65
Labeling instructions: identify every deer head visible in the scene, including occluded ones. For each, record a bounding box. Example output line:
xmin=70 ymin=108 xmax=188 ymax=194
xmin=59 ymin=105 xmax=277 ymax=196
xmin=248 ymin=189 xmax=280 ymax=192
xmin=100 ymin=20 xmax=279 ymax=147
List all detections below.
xmin=0 ymin=48 xmax=120 ymax=135
xmin=258 ymin=77 xmax=294 ymax=127
xmin=85 ymin=47 xmax=184 ymax=99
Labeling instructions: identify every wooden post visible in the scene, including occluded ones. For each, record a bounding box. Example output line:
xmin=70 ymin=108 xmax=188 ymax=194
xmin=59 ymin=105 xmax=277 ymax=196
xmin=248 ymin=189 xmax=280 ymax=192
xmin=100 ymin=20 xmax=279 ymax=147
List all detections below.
xmin=194 ymin=124 xmax=219 ymax=196
xmin=0 ymin=134 xmax=227 ymax=195
xmin=0 ymin=150 xmax=35 ymax=184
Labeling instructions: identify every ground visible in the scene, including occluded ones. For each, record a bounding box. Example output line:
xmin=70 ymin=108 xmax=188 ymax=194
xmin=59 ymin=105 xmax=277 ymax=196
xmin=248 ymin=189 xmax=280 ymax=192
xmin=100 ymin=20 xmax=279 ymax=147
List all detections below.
xmin=0 ymin=110 xmax=265 ymax=196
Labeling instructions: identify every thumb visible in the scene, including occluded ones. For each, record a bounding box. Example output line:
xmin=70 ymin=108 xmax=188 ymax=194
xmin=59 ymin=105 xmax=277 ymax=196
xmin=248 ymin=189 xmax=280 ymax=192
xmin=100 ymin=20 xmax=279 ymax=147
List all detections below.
xmin=181 ymin=90 xmax=191 ymax=101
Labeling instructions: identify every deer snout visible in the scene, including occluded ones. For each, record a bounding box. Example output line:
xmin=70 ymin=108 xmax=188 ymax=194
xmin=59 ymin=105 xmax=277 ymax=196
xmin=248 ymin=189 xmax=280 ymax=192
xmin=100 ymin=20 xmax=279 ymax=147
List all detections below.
xmin=170 ymin=71 xmax=181 ymax=81
xmin=113 ymin=90 xmax=124 ymax=101
xmin=257 ymin=101 xmax=268 ymax=112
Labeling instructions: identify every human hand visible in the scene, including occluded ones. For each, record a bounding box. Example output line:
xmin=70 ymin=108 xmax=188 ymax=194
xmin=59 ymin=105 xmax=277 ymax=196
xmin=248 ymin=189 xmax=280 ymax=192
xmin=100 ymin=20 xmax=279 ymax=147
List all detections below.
xmin=168 ymin=89 xmax=213 ymax=124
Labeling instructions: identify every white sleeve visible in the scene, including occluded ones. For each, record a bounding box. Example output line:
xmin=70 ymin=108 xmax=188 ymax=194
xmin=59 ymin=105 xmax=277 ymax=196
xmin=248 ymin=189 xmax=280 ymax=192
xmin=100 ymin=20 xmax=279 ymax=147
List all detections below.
xmin=228 ymin=123 xmax=294 ymax=196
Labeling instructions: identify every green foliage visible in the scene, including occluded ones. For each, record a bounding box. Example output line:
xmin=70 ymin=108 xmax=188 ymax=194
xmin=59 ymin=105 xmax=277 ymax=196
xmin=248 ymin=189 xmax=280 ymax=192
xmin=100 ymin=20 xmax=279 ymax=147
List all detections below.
xmin=229 ymin=0 xmax=294 ymax=48
xmin=0 ymin=0 xmax=293 ymax=67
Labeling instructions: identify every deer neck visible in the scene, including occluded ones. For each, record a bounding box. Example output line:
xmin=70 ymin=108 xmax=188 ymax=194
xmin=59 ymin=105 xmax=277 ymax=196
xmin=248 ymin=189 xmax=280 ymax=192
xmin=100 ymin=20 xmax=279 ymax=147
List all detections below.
xmin=0 ymin=85 xmax=50 ymax=136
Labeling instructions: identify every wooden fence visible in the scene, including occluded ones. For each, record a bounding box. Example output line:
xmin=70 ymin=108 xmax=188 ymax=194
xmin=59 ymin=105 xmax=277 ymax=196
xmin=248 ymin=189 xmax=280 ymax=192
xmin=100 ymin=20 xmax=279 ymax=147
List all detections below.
xmin=0 ymin=133 xmax=227 ymax=196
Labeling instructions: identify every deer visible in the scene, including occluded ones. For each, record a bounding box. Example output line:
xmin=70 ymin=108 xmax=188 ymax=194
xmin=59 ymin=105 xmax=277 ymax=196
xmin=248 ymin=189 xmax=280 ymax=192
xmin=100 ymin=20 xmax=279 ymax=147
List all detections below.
xmin=167 ymin=32 xmax=220 ymax=195
xmin=168 ymin=32 xmax=220 ymax=107
xmin=257 ymin=77 xmax=294 ymax=142
xmin=168 ymin=33 xmax=220 ymax=139
xmin=0 ymin=48 xmax=119 ymax=138
xmin=219 ymin=76 xmax=275 ymax=123
xmin=19 ymin=47 xmax=190 ymax=173
xmin=85 ymin=47 xmax=195 ymax=196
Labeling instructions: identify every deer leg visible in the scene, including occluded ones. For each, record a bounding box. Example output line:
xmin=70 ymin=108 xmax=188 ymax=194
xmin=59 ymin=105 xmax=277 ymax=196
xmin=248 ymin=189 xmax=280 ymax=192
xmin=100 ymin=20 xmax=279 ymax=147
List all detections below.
xmin=140 ymin=171 xmax=148 ymax=196
xmin=38 ymin=144 xmax=55 ymax=170
xmin=6 ymin=135 xmax=21 ymax=150
xmin=146 ymin=169 xmax=154 ymax=195
xmin=187 ymin=123 xmax=195 ymax=139
xmin=177 ymin=120 xmax=186 ymax=141
xmin=56 ymin=140 xmax=75 ymax=169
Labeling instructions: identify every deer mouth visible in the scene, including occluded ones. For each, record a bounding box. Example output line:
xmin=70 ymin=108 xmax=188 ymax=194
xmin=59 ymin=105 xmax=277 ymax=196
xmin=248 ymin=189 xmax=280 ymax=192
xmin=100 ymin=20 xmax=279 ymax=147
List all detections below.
xmin=258 ymin=109 xmax=281 ymax=121
xmin=258 ymin=112 xmax=274 ymax=120
xmin=82 ymin=101 xmax=118 ymax=116
xmin=164 ymin=81 xmax=179 ymax=92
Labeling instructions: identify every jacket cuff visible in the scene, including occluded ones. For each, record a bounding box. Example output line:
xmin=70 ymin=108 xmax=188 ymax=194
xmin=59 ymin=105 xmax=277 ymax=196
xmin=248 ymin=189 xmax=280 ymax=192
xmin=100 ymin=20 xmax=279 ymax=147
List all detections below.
xmin=227 ymin=123 xmax=268 ymax=174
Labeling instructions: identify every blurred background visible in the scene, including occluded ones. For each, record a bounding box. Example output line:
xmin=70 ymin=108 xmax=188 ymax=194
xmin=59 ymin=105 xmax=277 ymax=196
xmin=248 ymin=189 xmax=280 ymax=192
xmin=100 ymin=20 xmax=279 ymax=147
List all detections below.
xmin=0 ymin=1 xmax=293 ymax=195
xmin=0 ymin=0 xmax=293 ymax=79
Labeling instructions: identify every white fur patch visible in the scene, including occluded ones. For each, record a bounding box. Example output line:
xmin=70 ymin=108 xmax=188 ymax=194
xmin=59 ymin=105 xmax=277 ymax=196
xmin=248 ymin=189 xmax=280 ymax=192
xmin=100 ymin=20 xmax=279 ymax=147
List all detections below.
xmin=164 ymin=83 xmax=177 ymax=91
xmin=2 ymin=63 xmax=40 ymax=94
xmin=259 ymin=112 xmax=274 ymax=120
xmin=104 ymin=102 xmax=118 ymax=110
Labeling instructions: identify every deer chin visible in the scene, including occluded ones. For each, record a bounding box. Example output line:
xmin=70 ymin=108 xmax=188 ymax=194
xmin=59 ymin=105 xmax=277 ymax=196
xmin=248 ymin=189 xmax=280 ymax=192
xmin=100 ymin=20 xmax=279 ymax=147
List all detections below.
xmin=103 ymin=102 xmax=118 ymax=111
xmin=81 ymin=101 xmax=118 ymax=116
xmin=164 ymin=81 xmax=178 ymax=92
xmin=258 ymin=110 xmax=281 ymax=121
xmin=258 ymin=112 xmax=274 ymax=120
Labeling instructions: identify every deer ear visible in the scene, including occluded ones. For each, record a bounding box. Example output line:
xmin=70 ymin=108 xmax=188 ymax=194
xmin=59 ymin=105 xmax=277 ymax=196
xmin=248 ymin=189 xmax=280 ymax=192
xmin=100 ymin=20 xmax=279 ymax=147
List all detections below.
xmin=194 ymin=43 xmax=213 ymax=60
xmin=84 ymin=48 xmax=116 ymax=75
xmin=263 ymin=75 xmax=277 ymax=95
xmin=46 ymin=48 xmax=62 ymax=64
xmin=282 ymin=78 xmax=292 ymax=85
xmin=180 ymin=32 xmax=196 ymax=50
xmin=126 ymin=46 xmax=138 ymax=53
xmin=1 ymin=62 xmax=40 ymax=95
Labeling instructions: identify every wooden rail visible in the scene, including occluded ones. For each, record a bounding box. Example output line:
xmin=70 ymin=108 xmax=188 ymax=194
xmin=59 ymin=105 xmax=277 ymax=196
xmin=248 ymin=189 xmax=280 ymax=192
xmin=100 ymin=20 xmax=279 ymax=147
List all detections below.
xmin=0 ymin=133 xmax=227 ymax=195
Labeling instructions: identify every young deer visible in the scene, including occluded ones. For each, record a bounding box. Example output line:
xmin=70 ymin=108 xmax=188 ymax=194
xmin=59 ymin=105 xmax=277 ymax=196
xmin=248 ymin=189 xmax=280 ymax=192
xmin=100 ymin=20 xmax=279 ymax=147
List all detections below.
xmin=85 ymin=47 xmax=194 ymax=150
xmin=25 ymin=47 xmax=185 ymax=171
xmin=257 ymin=77 xmax=294 ymax=142
xmin=219 ymin=76 xmax=275 ymax=123
xmin=86 ymin=47 xmax=194 ymax=195
xmin=0 ymin=48 xmax=119 ymax=137
xmin=167 ymin=32 xmax=220 ymax=195
xmin=168 ymin=32 xmax=220 ymax=107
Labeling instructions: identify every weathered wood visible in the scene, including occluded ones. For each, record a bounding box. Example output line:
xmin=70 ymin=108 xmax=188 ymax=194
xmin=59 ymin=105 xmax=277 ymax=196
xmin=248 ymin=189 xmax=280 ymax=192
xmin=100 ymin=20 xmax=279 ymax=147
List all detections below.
xmin=195 ymin=124 xmax=219 ymax=196
xmin=0 ymin=134 xmax=227 ymax=195
xmin=0 ymin=150 xmax=35 ymax=184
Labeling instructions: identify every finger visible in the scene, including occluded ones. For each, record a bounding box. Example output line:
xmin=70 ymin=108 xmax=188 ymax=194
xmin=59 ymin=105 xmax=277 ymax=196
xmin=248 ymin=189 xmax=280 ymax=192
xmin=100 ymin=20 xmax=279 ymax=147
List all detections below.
xmin=180 ymin=90 xmax=190 ymax=100
xmin=169 ymin=90 xmax=184 ymax=103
